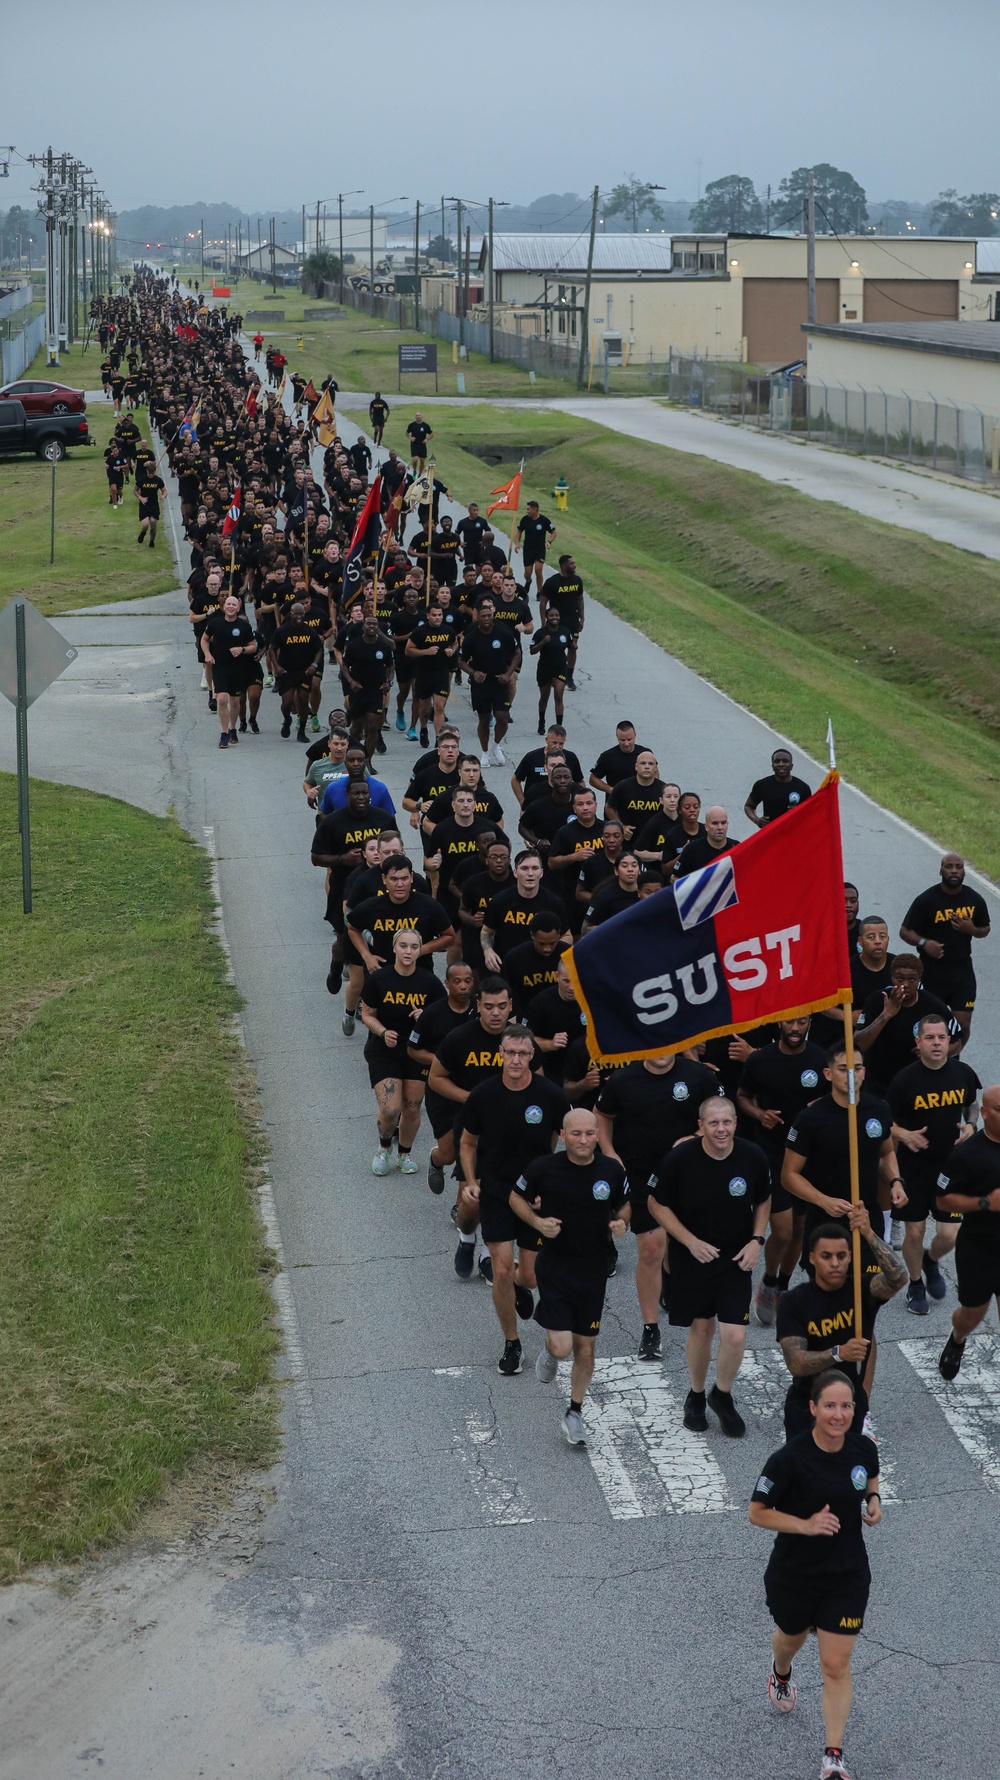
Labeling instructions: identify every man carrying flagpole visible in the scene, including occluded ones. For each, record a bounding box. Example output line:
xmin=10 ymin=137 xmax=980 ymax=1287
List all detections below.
xmin=486 ymin=463 xmax=523 ymax=571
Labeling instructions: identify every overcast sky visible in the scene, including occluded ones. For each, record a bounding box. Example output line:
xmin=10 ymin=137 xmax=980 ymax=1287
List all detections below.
xmin=3 ymin=0 xmax=997 ymax=215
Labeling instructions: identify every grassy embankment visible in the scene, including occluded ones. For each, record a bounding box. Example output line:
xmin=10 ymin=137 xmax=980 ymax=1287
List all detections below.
xmin=402 ymin=404 xmax=1000 ymax=878
xmin=0 ymin=777 xmax=279 ymax=1579
xmin=2 ymin=339 xmax=176 ymax=616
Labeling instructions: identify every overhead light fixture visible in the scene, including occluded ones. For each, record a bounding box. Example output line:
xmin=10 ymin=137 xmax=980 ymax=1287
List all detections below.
xmin=965 ymin=261 xmax=974 ymax=269
xmin=850 ymin=259 xmax=859 ymax=269
xmin=729 ymin=258 xmax=739 ymax=267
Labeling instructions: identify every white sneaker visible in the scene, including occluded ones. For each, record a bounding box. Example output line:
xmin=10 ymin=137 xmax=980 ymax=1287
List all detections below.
xmin=200 ymin=670 xmax=208 ymax=690
xmin=535 ymin=1346 xmax=558 ymax=1384
xmin=862 ymin=1411 xmax=877 ymax=1441
xmin=480 ymin=752 xmax=491 ymax=770
xmin=890 ymin=1219 xmax=905 ymax=1250
xmin=371 ymin=1150 xmax=392 ymax=1176
xmin=489 ymin=741 xmax=505 ymax=766
xmin=562 ymin=1408 xmax=586 ymax=1446
xmin=399 ymin=1153 xmax=418 ymax=1175
xmin=767 ymin=1669 xmax=797 ymax=1715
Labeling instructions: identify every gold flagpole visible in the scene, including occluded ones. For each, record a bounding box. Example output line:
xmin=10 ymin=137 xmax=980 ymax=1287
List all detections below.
xmin=507 ymin=458 xmax=524 ymax=568
xmin=841 ymin=998 xmax=864 ymax=1339
xmin=425 ymin=458 xmax=435 ymax=607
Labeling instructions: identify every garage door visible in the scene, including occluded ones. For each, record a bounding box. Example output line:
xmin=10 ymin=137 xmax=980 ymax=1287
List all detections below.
xmin=863 ymin=280 xmax=958 ymax=322
xmin=742 ymin=279 xmax=839 ymax=364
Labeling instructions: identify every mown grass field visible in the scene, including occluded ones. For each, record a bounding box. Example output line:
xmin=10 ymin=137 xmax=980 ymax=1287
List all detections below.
xmin=2 ymin=340 xmax=176 ymax=616
xmin=411 ymin=404 xmax=1000 ymax=878
xmin=0 ymin=776 xmax=279 ymax=1578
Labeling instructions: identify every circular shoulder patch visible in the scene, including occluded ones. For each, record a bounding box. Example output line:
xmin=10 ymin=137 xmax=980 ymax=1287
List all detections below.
xmin=851 ymin=1464 xmax=868 ymax=1491
xmin=728 ymin=1175 xmax=748 ymax=1197
xmin=788 ymin=792 xmax=800 ymax=805
xmin=592 ymin=1179 xmax=611 ymax=1201
xmin=865 ymin=1117 xmax=883 ymax=1139
xmin=672 ymin=1080 xmax=690 ymax=1100
xmin=524 ymin=1104 xmax=543 ymax=1124
xmin=800 ymin=1068 xmax=819 ymax=1088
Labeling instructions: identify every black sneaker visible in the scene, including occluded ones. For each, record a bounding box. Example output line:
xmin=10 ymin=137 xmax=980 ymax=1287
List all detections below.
xmin=514 ymin=1283 xmax=534 ymax=1320
xmin=708 ymin=1385 xmax=746 ymax=1438
xmin=249 ymin=718 xmax=260 ymax=734
xmin=228 ymin=727 xmax=238 ymax=744
xmin=375 ymin=734 xmax=387 ymax=754
xmin=923 ymin=1251 xmax=947 ymax=1301
xmin=427 ymin=1160 xmax=445 ymax=1195
xmin=638 ymin=1324 xmax=662 ymax=1363
xmin=683 ymin=1388 xmax=708 ymax=1431
xmin=296 ymin=726 xmax=308 ymax=743
xmin=238 ymin=719 xmax=247 ymax=733
xmin=454 ymin=1238 xmax=475 ymax=1279
xmin=419 ymin=726 xmax=429 ymax=749
xmin=326 ymin=962 xmax=343 ymax=994
xmin=208 ymin=696 xmax=217 ymax=712
xmin=478 ymin=1253 xmax=494 ymax=1283
xmin=217 ymin=733 xmax=229 ymax=749
xmin=280 ymin=716 xmax=291 ymax=738
xmin=939 ymin=1331 xmax=966 ymax=1380
xmin=498 ymin=1339 xmax=523 ymax=1376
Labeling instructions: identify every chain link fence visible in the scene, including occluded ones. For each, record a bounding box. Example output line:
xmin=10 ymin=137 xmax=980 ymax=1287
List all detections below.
xmin=666 ymin=353 xmax=1000 ymax=485
xmin=324 ymin=280 xmax=583 ymax=383
xmin=2 ymin=311 xmax=46 ymax=383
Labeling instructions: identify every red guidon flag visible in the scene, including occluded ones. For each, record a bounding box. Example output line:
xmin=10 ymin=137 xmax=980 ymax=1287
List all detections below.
xmin=485 ymin=469 xmax=522 ymax=518
xmin=565 ymin=773 xmax=852 ymax=1064
xmin=222 ymin=486 xmax=242 ymax=537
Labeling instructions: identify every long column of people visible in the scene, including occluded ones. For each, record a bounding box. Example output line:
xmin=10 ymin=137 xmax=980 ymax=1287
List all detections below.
xmin=98 ymin=265 xmax=1000 ymax=1780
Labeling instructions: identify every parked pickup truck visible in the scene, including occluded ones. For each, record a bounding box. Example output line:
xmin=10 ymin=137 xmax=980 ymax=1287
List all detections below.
xmin=0 ymin=398 xmax=92 ymax=461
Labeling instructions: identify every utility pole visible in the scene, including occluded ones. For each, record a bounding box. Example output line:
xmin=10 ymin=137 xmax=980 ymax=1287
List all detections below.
xmin=200 ymin=214 xmax=204 ymax=286
xmin=269 ymin=216 xmax=276 ymax=294
xmin=577 ymin=183 xmax=599 ymax=389
xmin=806 ymin=169 xmax=817 ymax=325
xmin=45 ymin=148 xmax=57 ymax=365
xmin=488 ymin=196 xmax=495 ymax=361
xmin=369 ymin=204 xmax=375 ymax=306
xmin=455 ymin=199 xmax=463 ymax=350
xmin=413 ymin=198 xmax=420 ymax=332
xmin=339 ymin=196 xmax=344 ymax=300
xmin=58 ymin=154 xmax=70 ymax=352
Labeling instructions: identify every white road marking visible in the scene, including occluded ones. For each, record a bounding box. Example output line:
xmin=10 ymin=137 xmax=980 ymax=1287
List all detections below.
xmin=565 ymin=1358 xmax=731 ymax=1519
xmin=900 ymin=1333 xmax=1000 ymax=1491
xmin=454 ymin=1412 xmax=535 ymax=1525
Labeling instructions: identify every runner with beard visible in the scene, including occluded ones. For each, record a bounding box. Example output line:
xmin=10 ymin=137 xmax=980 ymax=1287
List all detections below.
xmin=273 ymin=600 xmax=322 ymax=743
xmin=737 ymin=1019 xmax=831 ymax=1326
xmin=459 ymin=598 xmax=518 ymax=769
xmin=427 ymin=978 xmax=515 ymax=1237
xmin=900 ymin=853 xmax=991 ymax=1046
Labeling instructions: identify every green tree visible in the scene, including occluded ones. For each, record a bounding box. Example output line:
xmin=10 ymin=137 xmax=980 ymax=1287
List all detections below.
xmin=300 ymin=249 xmax=341 ymax=295
xmin=931 ymin=189 xmax=1000 ymax=236
xmin=427 ymin=232 xmax=455 ymax=263
xmin=775 ymin=164 xmax=868 ymax=234
xmin=688 ymin=175 xmax=764 ymax=233
xmin=0 ymin=202 xmax=36 ymax=263
xmin=604 ymin=174 xmax=666 ymax=233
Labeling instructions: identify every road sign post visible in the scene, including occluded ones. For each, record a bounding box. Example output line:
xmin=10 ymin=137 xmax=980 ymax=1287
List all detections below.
xmin=0 ymin=596 xmax=78 ymax=914
xmin=397 ymin=342 xmax=438 ymax=392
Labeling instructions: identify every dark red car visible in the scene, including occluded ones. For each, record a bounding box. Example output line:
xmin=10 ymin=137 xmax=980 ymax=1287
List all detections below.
xmin=0 ymin=378 xmax=86 ymax=416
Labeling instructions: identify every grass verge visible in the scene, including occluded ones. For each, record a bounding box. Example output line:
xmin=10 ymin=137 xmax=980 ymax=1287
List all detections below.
xmin=214 ymin=276 xmax=574 ymax=399
xmin=3 ymin=340 xmax=177 ymax=616
xmin=0 ymin=775 xmax=279 ymax=1579
xmin=411 ymin=404 xmax=1000 ymax=878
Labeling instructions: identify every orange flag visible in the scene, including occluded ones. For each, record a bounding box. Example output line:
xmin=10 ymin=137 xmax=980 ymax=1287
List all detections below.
xmin=301 ymin=378 xmax=319 ymax=405
xmin=486 ymin=469 xmax=522 ymax=518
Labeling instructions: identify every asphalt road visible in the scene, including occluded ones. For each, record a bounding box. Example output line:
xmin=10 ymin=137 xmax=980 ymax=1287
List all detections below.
xmin=4 ymin=383 xmax=1000 ymax=1780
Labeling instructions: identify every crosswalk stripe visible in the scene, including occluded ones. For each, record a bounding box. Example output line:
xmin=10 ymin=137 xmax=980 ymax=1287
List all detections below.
xmin=899 ymin=1332 xmax=1000 ymax=1491
xmin=568 ymin=1358 xmax=731 ymax=1518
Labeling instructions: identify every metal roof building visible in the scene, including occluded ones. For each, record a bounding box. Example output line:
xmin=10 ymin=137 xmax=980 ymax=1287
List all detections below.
xmin=481 ymin=233 xmax=674 ymax=276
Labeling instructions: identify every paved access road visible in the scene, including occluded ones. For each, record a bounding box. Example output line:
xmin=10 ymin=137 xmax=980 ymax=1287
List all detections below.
xmin=3 ymin=392 xmax=1000 ymax=1780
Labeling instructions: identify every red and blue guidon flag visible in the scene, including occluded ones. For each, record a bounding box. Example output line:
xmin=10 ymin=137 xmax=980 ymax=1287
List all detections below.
xmin=222 ymin=486 xmax=241 ymax=537
xmin=564 ymin=773 xmax=852 ymax=1064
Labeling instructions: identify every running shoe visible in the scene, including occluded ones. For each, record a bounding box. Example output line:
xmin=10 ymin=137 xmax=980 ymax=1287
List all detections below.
xmin=341 ymin=1011 xmax=356 ymax=1037
xmin=395 ymin=712 xmax=407 ymax=732
xmin=238 ymin=720 xmax=247 ymax=733
xmin=708 ymin=1385 xmax=746 ymax=1438
xmin=217 ymin=733 xmax=228 ymax=749
xmin=682 ymin=1389 xmax=708 ymax=1432
xmin=280 ymin=716 xmax=291 ymax=738
xmin=890 ymin=1219 xmax=905 ymax=1250
xmin=406 ymin=725 xmax=418 ymax=741
xmin=566 ymin=676 xmax=577 ymax=691
xmin=478 ymin=1253 xmax=494 ymax=1284
xmin=311 ymin=715 xmax=320 ymax=733
xmin=755 ymin=1281 xmax=781 ymax=1327
xmin=399 ymin=1153 xmax=418 ymax=1175
xmin=420 ymin=727 xmax=430 ymax=748
xmin=767 ymin=1670 xmax=797 ymax=1714
xmin=375 ymin=735 xmax=387 ymax=754
xmin=820 ymin=1755 xmax=851 ymax=1780
xmin=861 ymin=1412 xmax=877 ymax=1440
xmin=606 ymin=1242 xmax=618 ymax=1278
xmin=637 ymin=1324 xmax=662 ymax=1363
xmin=537 ymin=720 xmax=545 ymax=736
xmin=326 ymin=962 xmax=343 ymax=995
xmin=228 ymin=728 xmax=238 ymax=744
xmin=514 ymin=1283 xmax=534 ymax=1320
xmin=906 ymin=1279 xmax=929 ymax=1317
xmin=923 ymin=1252 xmax=947 ymax=1300
xmin=939 ymin=1331 xmax=966 ymax=1380
xmin=488 ymin=740 xmax=505 ymax=766
xmin=562 ymin=1408 xmax=586 ymax=1445
xmin=454 ymin=1238 xmax=475 ymax=1279
xmin=535 ymin=1346 xmax=558 ymax=1384
xmin=296 ymin=727 xmax=308 ymax=744
xmin=427 ymin=1160 xmax=445 ymax=1195
xmin=208 ymin=696 xmax=217 ymax=712
xmin=498 ymin=1339 xmax=523 ymax=1376
xmin=249 ymin=719 xmax=259 ymax=733
xmin=264 ymin=673 xmax=275 ymax=689
xmin=200 ymin=670 xmax=208 ymax=690
xmin=371 ymin=1150 xmax=393 ymax=1177
xmin=480 ymin=752 xmax=491 ymax=771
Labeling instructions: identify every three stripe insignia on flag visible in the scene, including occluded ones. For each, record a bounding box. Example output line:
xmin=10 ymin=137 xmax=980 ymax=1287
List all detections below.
xmin=674 ymin=855 xmax=739 ymax=931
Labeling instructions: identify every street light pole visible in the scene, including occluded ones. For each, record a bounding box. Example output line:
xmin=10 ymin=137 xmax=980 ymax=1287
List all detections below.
xmin=577 ymin=184 xmax=600 ymax=389
xmin=414 ymin=198 xmax=420 ymax=332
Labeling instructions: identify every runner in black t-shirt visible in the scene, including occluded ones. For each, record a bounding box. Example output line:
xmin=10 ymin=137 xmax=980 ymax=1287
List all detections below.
xmin=781 ymin=1044 xmax=905 ymax=1278
xmin=582 ymin=853 xmax=641 ymax=929
xmin=201 ymin=595 xmax=258 ymax=749
xmin=311 ymin=782 xmax=396 ymax=989
xmin=273 ymin=601 xmax=323 ymax=742
xmin=606 ymin=752 xmax=667 ymax=839
xmin=854 ymin=952 xmax=958 ymax=1094
xmin=502 ymin=916 xmax=567 ymax=1017
xmin=548 ymin=789 xmax=606 ymax=928
xmin=427 ymin=979 xmax=514 ymax=1219
xmin=589 ymin=720 xmax=648 ymax=805
xmin=886 ymin=1015 xmax=980 ymax=1315
xmin=369 ymin=392 xmax=390 ymax=447
xmin=517 ymin=762 xmax=578 ymax=863
xmin=516 ymin=499 xmax=556 ymax=596
xmin=937 ymin=1087 xmax=1000 ymax=1380
xmin=405 ymin=599 xmax=461 ymax=746
xmin=597 ymin=1050 xmax=719 ymax=1359
xmin=459 ymin=1026 xmax=571 ymax=1376
xmin=649 ymin=1096 xmax=771 ymax=1436
xmin=512 ymin=1109 xmax=629 ymax=1445
xmin=343 ymin=612 xmax=392 ymax=763
xmin=529 ymin=609 xmax=571 ymax=731
xmin=737 ymin=1018 xmax=830 ymax=1326
xmin=404 ymin=960 xmax=475 ymax=1169
xmin=456 ymin=504 xmax=488 ymax=567
xmin=135 ymin=465 xmax=165 ymax=548
xmin=636 ymin=790 xmax=704 ymax=876
xmin=748 ymin=1371 xmax=881 ymax=1780
xmin=405 ymin=412 xmax=432 ymax=466
xmin=456 ymin=837 xmax=513 ymax=972
xmin=481 ymin=851 xmax=567 ymax=971
xmin=538 ymin=553 xmax=585 ymax=687
xmin=899 ymin=853 xmax=991 ymax=1044
xmin=674 ymin=806 xmax=738 ymax=879
xmin=359 ymin=930 xmax=445 ymax=1175
xmin=744 ymin=749 xmax=812 ymax=827
xmin=776 ymin=1211 xmax=906 ymax=1437
xmin=510 ymin=727 xmax=584 ymax=806
xmin=458 ymin=600 xmax=518 ymax=766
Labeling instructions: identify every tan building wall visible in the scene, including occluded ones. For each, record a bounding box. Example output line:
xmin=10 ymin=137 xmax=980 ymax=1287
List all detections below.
xmin=805 ymin=330 xmax=1000 ymax=411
